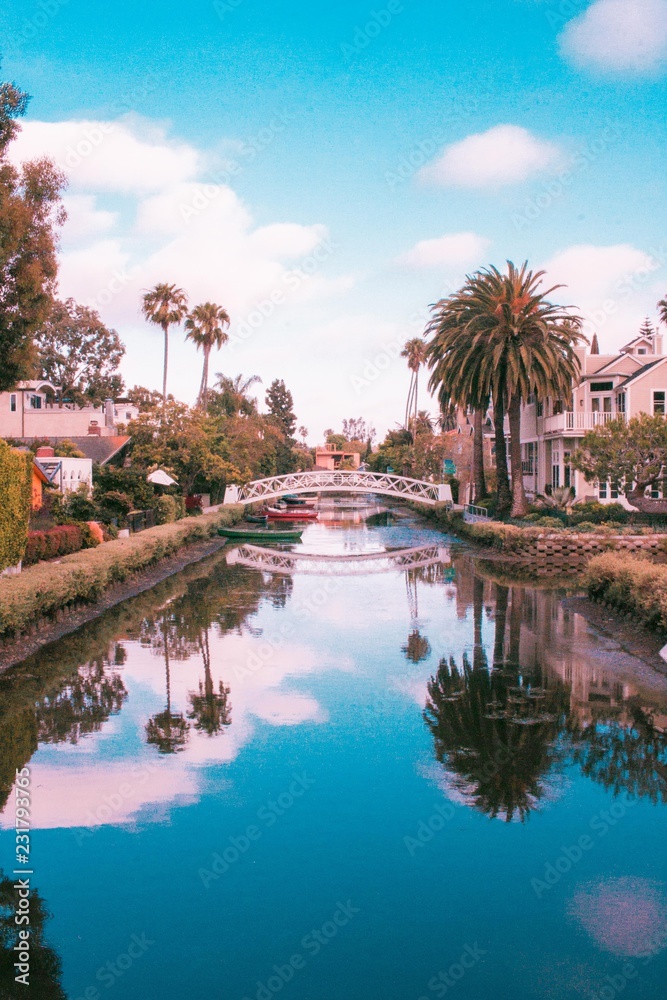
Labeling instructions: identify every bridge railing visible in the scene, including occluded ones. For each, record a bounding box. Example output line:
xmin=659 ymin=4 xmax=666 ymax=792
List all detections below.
xmin=463 ymin=503 xmax=491 ymax=523
xmin=223 ymin=471 xmax=452 ymax=507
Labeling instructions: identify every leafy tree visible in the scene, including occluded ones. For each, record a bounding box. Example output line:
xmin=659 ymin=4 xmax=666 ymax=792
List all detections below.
xmin=0 ymin=75 xmax=66 ymax=391
xmin=572 ymin=413 xmax=667 ymax=511
xmin=184 ymin=302 xmax=230 ymax=409
xmin=638 ymin=316 xmax=657 ymax=343
xmin=659 ymin=296 xmax=667 ymax=327
xmin=35 ymin=298 xmax=125 ymax=404
xmin=141 ymin=283 xmax=188 ymax=410
xmin=266 ymin=378 xmax=297 ymax=441
xmin=426 ymin=261 xmax=584 ymax=517
xmin=266 ymin=378 xmax=298 ymax=474
xmin=127 ymin=384 xmax=166 ymax=413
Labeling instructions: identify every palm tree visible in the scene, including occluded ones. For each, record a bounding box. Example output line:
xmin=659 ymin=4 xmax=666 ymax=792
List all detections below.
xmin=401 ymin=338 xmax=428 ymax=432
xmin=141 ymin=283 xmax=188 ymax=411
xmin=426 ymin=261 xmax=584 ymax=517
xmin=187 ymin=628 xmax=232 ymax=736
xmin=658 ymin=296 xmax=667 ymax=327
xmin=299 ymin=426 xmax=309 ymax=446
xmin=185 ymin=302 xmax=231 ymax=409
xmin=213 ymin=373 xmax=261 ymax=417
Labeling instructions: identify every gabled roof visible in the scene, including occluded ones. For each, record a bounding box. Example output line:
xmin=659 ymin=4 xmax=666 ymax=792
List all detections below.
xmin=618 ymin=357 xmax=666 ymax=387
xmin=621 ymin=334 xmax=654 ymax=352
xmin=32 ymin=461 xmax=51 ymax=485
xmin=585 ymin=353 xmax=645 ymax=378
xmin=45 ymin=436 xmax=131 ymax=465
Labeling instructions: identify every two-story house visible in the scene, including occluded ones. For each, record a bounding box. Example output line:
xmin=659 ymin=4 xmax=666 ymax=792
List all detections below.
xmin=519 ymin=328 xmax=667 ymax=503
xmin=0 ymin=382 xmax=139 ymax=440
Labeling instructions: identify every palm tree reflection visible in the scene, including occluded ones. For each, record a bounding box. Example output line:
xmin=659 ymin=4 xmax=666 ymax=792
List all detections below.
xmin=424 ymin=652 xmax=568 ymax=822
xmin=145 ymin=619 xmax=190 ymax=755
xmin=187 ymin=628 xmax=232 ymax=736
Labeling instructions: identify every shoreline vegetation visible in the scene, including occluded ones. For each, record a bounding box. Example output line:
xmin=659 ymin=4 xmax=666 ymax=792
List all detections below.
xmin=0 ymin=505 xmax=243 ymax=659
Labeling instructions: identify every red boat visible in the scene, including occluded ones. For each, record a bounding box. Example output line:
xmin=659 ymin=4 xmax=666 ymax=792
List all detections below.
xmin=265 ymin=506 xmax=319 ymax=520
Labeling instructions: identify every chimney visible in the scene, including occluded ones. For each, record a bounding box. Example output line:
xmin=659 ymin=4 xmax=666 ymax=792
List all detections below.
xmin=35 ymin=446 xmax=55 ymax=458
xmin=104 ymin=398 xmax=115 ymax=428
xmin=654 ymin=331 xmax=664 ymax=356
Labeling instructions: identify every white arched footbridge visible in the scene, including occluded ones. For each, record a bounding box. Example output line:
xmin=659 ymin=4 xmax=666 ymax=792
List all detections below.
xmin=223 ymin=471 xmax=453 ymax=507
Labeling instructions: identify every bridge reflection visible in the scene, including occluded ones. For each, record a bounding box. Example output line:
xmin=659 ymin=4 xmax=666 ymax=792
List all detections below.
xmin=226 ymin=543 xmax=453 ymax=576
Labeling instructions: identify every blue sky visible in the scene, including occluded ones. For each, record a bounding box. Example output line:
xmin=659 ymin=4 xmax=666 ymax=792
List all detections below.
xmin=2 ymin=0 xmax=667 ymax=437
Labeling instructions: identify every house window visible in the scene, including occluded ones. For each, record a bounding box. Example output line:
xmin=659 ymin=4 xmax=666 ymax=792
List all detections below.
xmin=10 ymin=394 xmax=16 ymax=412
xmin=536 ymin=401 xmax=543 ymax=418
xmin=638 ymin=348 xmax=647 ymax=355
xmin=552 ymin=448 xmax=560 ymax=489
xmin=617 ymin=393 xmax=626 ymax=413
xmin=598 ymin=481 xmax=619 ymax=500
xmin=590 ymin=382 xmax=614 ymax=393
xmin=598 ymin=481 xmax=607 ymax=499
xmin=564 ymin=451 xmax=572 ymax=488
xmin=553 ymin=400 xmax=564 ymax=416
xmin=30 ymin=394 xmax=42 ymax=409
xmin=654 ymin=391 xmax=666 ymax=415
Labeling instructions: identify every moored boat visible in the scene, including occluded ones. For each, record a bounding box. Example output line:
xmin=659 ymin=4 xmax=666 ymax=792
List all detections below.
xmin=265 ymin=506 xmax=319 ymax=520
xmin=218 ymin=526 xmax=304 ymax=541
xmin=245 ymin=514 xmax=269 ymax=523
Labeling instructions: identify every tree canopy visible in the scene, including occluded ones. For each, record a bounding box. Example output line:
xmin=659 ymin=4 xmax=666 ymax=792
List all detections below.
xmin=0 ymin=74 xmax=66 ymax=391
xmin=35 ymin=297 xmax=125 ymax=404
xmin=573 ymin=413 xmax=667 ymax=509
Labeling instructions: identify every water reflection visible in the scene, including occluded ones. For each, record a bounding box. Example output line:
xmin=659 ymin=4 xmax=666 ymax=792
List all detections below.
xmin=425 ymin=567 xmax=667 ymax=821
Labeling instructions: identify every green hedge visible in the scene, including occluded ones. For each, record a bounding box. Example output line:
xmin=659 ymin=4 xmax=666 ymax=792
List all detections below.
xmin=586 ymin=552 xmax=667 ymax=630
xmin=0 ymin=442 xmax=31 ymax=572
xmin=0 ymin=506 xmax=243 ymax=640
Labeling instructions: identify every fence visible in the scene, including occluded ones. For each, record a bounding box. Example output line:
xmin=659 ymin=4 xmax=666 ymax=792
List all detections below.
xmin=127 ymin=509 xmax=156 ymax=534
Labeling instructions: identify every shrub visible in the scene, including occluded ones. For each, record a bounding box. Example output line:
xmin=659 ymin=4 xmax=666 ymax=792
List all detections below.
xmin=534 ymin=516 xmax=564 ymax=529
xmin=185 ymin=495 xmax=203 ymax=514
xmin=586 ymin=553 xmax=667 ymax=629
xmin=447 ymin=477 xmax=460 ymax=504
xmin=522 ymin=513 xmax=541 ymax=523
xmin=53 ymin=484 xmax=98 ymax=524
xmin=0 ymin=442 xmax=31 ymax=572
xmin=0 ymin=506 xmax=243 ymax=638
xmin=570 ymin=501 xmax=629 ymax=526
xmin=23 ymin=524 xmax=97 ymax=566
xmin=574 ymin=521 xmax=597 ymax=533
xmin=156 ymin=495 xmax=178 ymax=525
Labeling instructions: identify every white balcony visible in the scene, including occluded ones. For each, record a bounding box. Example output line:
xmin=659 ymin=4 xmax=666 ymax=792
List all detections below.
xmin=542 ymin=411 xmax=626 ymax=435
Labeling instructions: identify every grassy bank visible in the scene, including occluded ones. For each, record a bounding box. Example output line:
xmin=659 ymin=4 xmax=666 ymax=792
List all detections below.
xmin=0 ymin=505 xmax=243 ymax=640
xmin=586 ymin=553 xmax=667 ymax=631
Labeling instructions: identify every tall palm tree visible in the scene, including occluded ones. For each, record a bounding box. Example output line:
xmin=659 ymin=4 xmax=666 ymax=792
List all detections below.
xmin=426 ymin=262 xmax=584 ymax=517
xmin=213 ymin=373 xmax=262 ymax=417
xmin=401 ymin=338 xmax=428 ymax=432
xmin=185 ymin=302 xmax=231 ymax=409
xmin=141 ymin=283 xmax=188 ymax=411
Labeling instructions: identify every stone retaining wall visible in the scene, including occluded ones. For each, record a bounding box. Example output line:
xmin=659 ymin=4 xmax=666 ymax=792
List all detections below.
xmin=515 ymin=534 xmax=663 ymax=563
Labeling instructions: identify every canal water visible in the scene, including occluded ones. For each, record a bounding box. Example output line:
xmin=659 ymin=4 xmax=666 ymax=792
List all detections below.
xmin=1 ymin=499 xmax=667 ymax=999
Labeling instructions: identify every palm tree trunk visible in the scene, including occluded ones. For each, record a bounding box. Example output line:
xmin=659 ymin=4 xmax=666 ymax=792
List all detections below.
xmin=493 ymin=400 xmax=511 ymax=516
xmin=414 ymin=367 xmax=419 ymax=427
xmin=493 ymin=583 xmax=509 ymax=668
xmin=162 ymin=321 xmax=169 ymax=412
xmin=473 ymin=409 xmax=487 ymax=503
xmin=472 ymin=575 xmax=486 ymax=671
xmin=199 ymin=347 xmax=210 ymax=409
xmin=509 ymin=395 xmax=528 ymax=518
xmin=508 ymin=586 xmax=524 ymax=667
xmin=405 ymin=373 xmax=415 ymax=431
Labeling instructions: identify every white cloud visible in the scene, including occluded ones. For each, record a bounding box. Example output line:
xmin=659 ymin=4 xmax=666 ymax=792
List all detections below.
xmin=559 ymin=0 xmax=667 ymax=73
xmin=419 ymin=125 xmax=560 ymax=188
xmin=542 ymin=243 xmax=665 ymax=348
xmin=9 ymin=117 xmax=201 ymax=194
xmin=397 ymin=232 xmax=491 ymax=269
xmin=61 ymin=194 xmax=117 ymax=246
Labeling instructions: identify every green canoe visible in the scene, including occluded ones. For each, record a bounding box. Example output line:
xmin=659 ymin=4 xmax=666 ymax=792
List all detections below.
xmin=218 ymin=526 xmax=304 ymax=542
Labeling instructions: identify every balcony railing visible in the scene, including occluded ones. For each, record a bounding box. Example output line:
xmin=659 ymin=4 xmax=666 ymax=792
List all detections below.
xmin=543 ymin=411 xmax=626 ymax=434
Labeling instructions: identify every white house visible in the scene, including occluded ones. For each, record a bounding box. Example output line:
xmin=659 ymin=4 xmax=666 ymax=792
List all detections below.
xmin=0 ymin=382 xmax=139 ymax=440
xmin=519 ymin=328 xmax=666 ymax=502
xmin=34 ymin=447 xmax=93 ymax=494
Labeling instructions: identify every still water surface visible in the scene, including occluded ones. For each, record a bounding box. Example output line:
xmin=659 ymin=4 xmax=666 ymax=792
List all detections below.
xmin=1 ymin=500 xmax=667 ymax=999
